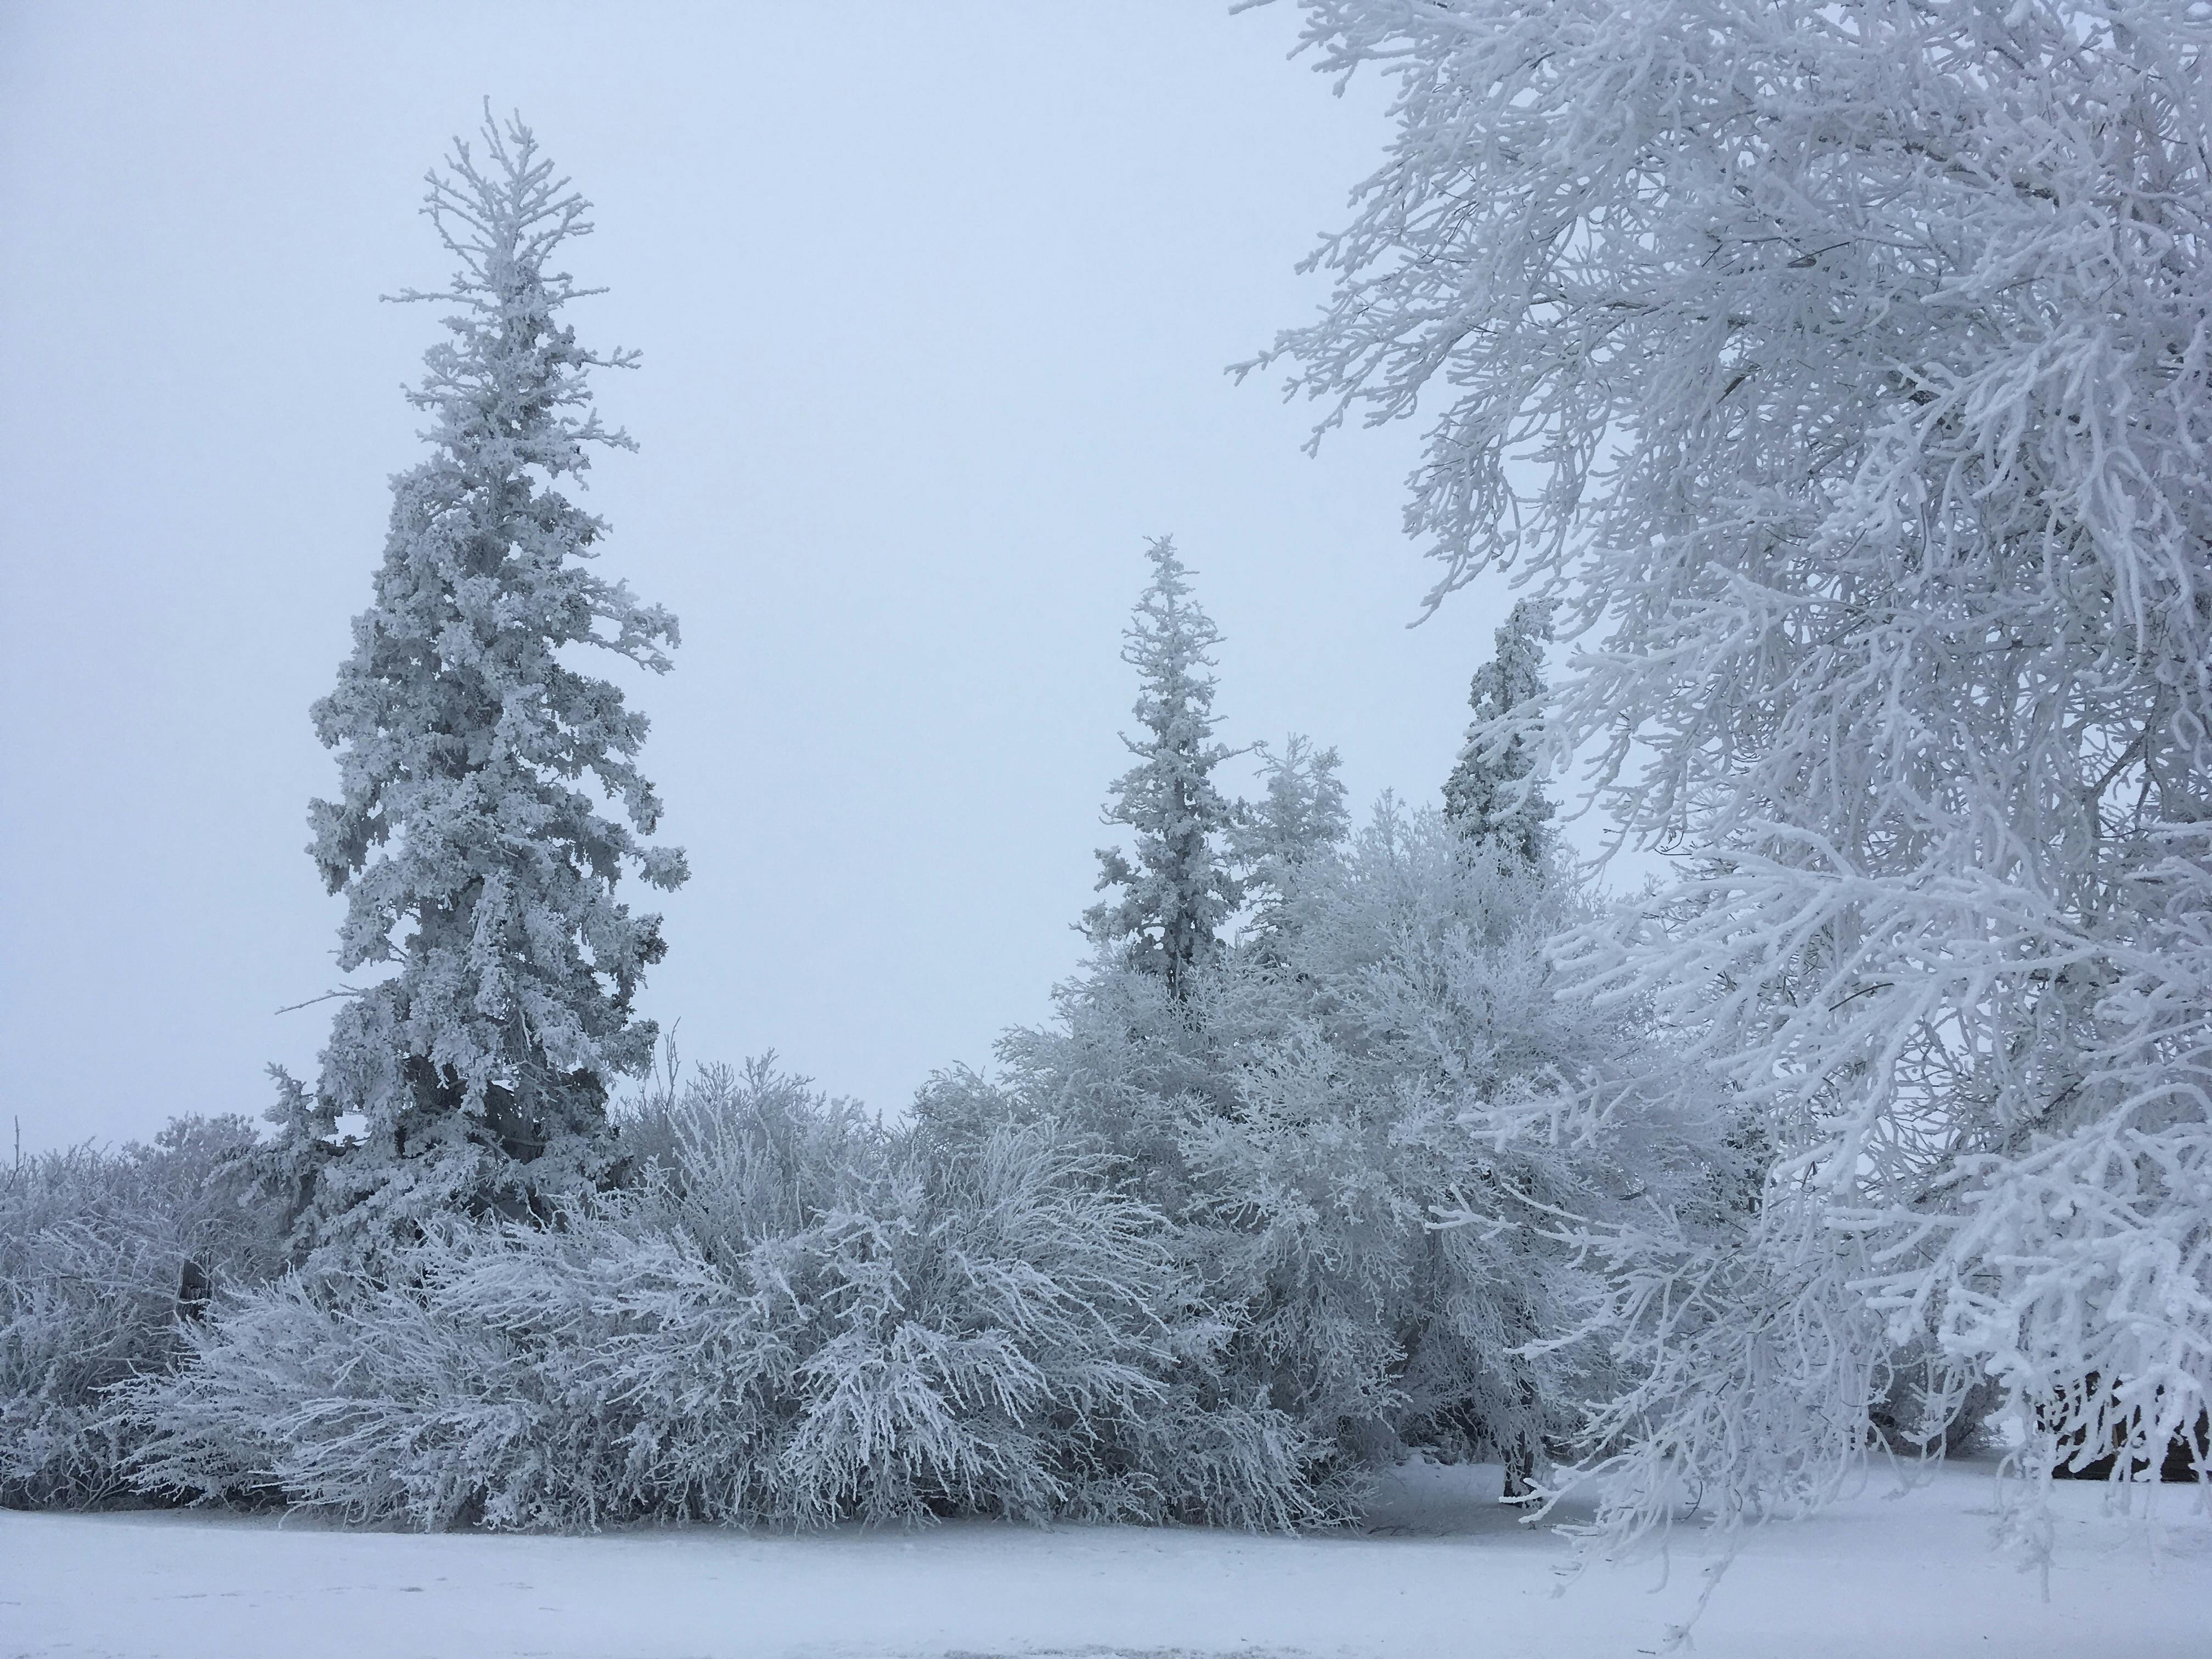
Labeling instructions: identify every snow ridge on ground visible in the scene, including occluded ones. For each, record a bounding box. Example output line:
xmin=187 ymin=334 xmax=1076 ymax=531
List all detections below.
xmin=4 ymin=1462 xmax=2207 ymax=1658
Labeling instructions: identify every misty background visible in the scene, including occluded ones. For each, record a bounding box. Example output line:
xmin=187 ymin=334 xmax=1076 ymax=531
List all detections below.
xmin=2 ymin=4 xmax=1579 ymax=1151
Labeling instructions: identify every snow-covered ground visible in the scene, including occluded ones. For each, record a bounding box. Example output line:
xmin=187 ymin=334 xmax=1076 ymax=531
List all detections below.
xmin=5 ymin=1460 xmax=2207 ymax=1658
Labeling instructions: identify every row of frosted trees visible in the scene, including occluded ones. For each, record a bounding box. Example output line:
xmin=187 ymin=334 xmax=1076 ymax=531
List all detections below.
xmin=10 ymin=0 xmax=2212 ymax=1562
xmin=4 ymin=114 xmax=1666 ymax=1527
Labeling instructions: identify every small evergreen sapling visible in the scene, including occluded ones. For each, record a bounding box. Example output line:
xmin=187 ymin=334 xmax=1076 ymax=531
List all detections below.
xmin=1084 ymin=538 xmax=1243 ymax=1001
xmin=276 ymin=112 xmax=686 ymax=1260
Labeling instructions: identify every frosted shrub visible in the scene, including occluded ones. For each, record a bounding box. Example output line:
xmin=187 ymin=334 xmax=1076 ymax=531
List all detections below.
xmin=0 ymin=1117 xmax=283 ymax=1507
xmin=993 ymin=803 xmax=1690 ymax=1502
xmin=1207 ymin=807 xmax=1689 ymax=1491
xmin=619 ymin=1057 xmax=884 ymax=1263
xmin=777 ymin=1117 xmax=1308 ymax=1528
xmin=990 ymin=962 xmax=1231 ymax=1223
xmin=128 ymin=1063 xmax=1309 ymax=1530
xmin=120 ymin=1215 xmax=765 ymax=1527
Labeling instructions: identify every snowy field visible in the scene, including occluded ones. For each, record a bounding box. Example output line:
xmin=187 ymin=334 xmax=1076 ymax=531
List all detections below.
xmin=5 ymin=1460 xmax=2207 ymax=1659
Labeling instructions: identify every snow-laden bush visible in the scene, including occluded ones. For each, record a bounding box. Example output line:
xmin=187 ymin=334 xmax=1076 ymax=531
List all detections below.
xmin=0 ymin=1116 xmax=283 ymax=1508
xmin=1227 ymin=806 xmax=1731 ymax=1490
xmin=984 ymin=803 xmax=1706 ymax=1502
xmin=1205 ymin=809 xmax=1663 ymax=1479
xmin=126 ymin=1063 xmax=1311 ymax=1531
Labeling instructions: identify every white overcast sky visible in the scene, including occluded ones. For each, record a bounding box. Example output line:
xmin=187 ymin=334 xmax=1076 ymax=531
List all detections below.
xmin=2 ymin=3 xmax=1603 ymax=1151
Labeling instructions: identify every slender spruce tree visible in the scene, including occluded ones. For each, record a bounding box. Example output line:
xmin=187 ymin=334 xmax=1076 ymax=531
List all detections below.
xmin=1083 ymin=538 xmax=1242 ymax=1001
xmin=273 ymin=111 xmax=686 ymax=1260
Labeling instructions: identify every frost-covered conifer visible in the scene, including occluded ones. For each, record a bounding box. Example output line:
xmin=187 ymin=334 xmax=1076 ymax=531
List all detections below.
xmin=1084 ymin=538 xmax=1243 ymax=1000
xmin=1252 ymin=0 xmax=2212 ymax=1558
xmin=278 ymin=112 xmax=685 ymax=1259
xmin=1442 ymin=600 xmax=1552 ymax=866
xmin=1233 ymin=734 xmax=1350 ymax=957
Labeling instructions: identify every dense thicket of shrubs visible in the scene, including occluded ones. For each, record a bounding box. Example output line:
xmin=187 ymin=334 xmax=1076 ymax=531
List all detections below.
xmin=97 ymin=1064 xmax=1309 ymax=1530
xmin=952 ymin=804 xmax=1719 ymax=1504
xmin=1 ymin=1117 xmax=284 ymax=1507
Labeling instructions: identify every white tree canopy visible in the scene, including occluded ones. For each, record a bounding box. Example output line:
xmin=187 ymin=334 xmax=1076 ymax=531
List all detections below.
xmin=1252 ymin=0 xmax=2212 ymax=1555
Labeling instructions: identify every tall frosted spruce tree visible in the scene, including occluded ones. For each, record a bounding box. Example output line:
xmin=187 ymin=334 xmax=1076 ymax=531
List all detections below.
xmin=275 ymin=113 xmax=686 ymax=1260
xmin=1251 ymin=0 xmax=2212 ymax=1561
xmin=1084 ymin=538 xmax=1242 ymax=1000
